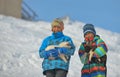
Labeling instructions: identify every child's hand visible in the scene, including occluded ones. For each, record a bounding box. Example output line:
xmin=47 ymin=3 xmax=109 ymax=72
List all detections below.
xmin=85 ymin=46 xmax=91 ymax=53
xmin=44 ymin=49 xmax=59 ymax=59
xmin=55 ymin=47 xmax=67 ymax=54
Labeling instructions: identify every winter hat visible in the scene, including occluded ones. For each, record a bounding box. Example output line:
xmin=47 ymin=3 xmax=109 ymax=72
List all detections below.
xmin=51 ymin=18 xmax=64 ymax=28
xmin=83 ymin=24 xmax=96 ymax=36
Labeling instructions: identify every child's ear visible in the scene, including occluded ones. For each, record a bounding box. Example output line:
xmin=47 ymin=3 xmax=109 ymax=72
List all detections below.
xmin=51 ymin=28 xmax=53 ymax=32
xmin=61 ymin=26 xmax=64 ymax=31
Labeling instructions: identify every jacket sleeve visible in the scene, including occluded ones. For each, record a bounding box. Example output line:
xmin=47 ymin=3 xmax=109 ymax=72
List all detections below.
xmin=78 ymin=43 xmax=88 ymax=64
xmin=94 ymin=38 xmax=108 ymax=58
xmin=64 ymin=37 xmax=75 ymax=56
xmin=39 ymin=38 xmax=48 ymax=58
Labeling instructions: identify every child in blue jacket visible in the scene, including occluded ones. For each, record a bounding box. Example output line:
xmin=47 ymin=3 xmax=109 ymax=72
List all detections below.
xmin=39 ymin=18 xmax=75 ymax=77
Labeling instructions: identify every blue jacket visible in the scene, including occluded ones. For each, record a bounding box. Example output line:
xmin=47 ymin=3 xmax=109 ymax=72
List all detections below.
xmin=39 ymin=32 xmax=75 ymax=74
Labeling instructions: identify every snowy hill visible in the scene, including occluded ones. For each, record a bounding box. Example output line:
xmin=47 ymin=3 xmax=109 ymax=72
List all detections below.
xmin=0 ymin=15 xmax=120 ymax=77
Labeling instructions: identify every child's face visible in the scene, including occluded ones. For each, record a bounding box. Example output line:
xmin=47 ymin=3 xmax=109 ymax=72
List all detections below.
xmin=84 ymin=32 xmax=94 ymax=41
xmin=52 ymin=25 xmax=64 ymax=33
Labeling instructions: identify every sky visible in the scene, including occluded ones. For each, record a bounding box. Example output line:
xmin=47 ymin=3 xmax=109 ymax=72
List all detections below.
xmin=24 ymin=0 xmax=120 ymax=33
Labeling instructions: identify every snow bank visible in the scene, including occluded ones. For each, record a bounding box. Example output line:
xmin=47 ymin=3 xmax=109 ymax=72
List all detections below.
xmin=0 ymin=15 xmax=120 ymax=77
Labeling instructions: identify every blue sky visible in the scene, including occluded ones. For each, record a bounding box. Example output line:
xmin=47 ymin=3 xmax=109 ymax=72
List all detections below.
xmin=24 ymin=0 xmax=120 ymax=33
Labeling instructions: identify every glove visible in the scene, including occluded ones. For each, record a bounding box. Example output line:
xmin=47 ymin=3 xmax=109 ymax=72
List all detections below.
xmin=55 ymin=47 xmax=67 ymax=54
xmin=49 ymin=49 xmax=59 ymax=58
xmin=43 ymin=49 xmax=59 ymax=59
xmin=84 ymin=46 xmax=91 ymax=53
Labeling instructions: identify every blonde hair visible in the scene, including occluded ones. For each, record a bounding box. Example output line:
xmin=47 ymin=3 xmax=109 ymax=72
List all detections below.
xmin=51 ymin=18 xmax=64 ymax=28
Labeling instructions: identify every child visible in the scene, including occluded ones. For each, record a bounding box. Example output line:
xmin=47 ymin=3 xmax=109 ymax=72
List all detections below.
xmin=78 ymin=24 xmax=108 ymax=77
xmin=39 ymin=18 xmax=75 ymax=77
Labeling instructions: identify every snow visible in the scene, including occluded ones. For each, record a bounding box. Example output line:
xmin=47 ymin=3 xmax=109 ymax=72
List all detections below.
xmin=0 ymin=15 xmax=120 ymax=77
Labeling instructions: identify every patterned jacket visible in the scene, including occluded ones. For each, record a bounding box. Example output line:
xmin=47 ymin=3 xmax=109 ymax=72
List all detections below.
xmin=39 ymin=32 xmax=75 ymax=74
xmin=78 ymin=35 xmax=108 ymax=77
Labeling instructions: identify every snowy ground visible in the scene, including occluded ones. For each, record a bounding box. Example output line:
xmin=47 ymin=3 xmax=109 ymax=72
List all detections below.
xmin=0 ymin=15 xmax=120 ymax=77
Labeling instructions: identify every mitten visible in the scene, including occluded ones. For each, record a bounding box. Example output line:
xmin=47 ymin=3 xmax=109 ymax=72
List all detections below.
xmin=43 ymin=49 xmax=59 ymax=59
xmin=84 ymin=46 xmax=91 ymax=53
xmin=48 ymin=49 xmax=59 ymax=58
xmin=43 ymin=51 xmax=50 ymax=59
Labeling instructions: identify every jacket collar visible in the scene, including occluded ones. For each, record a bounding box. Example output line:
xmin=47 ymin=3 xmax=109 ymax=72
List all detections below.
xmin=52 ymin=32 xmax=64 ymax=38
xmin=94 ymin=35 xmax=100 ymax=41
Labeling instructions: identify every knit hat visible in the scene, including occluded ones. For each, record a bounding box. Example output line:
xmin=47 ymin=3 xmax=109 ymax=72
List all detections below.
xmin=83 ymin=24 xmax=96 ymax=36
xmin=51 ymin=18 xmax=64 ymax=28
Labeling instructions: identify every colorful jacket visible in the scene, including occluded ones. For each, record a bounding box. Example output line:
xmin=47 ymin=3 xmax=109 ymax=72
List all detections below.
xmin=39 ymin=32 xmax=75 ymax=74
xmin=78 ymin=35 xmax=108 ymax=77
